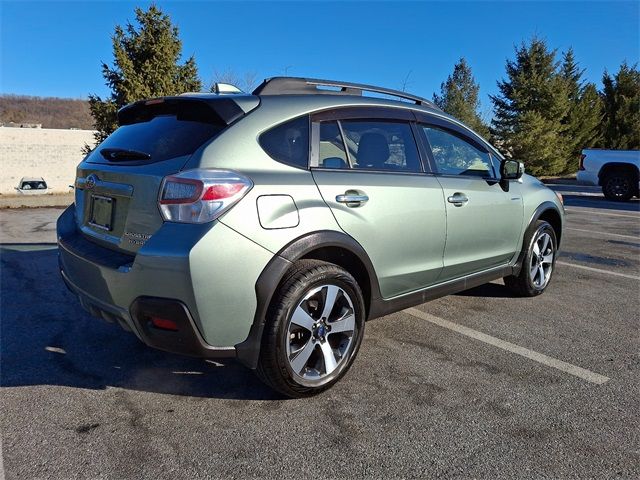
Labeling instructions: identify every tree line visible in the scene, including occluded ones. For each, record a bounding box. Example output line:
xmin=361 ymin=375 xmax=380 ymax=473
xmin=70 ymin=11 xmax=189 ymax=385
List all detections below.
xmin=435 ymin=43 xmax=639 ymax=176
xmin=88 ymin=5 xmax=640 ymax=176
xmin=0 ymin=95 xmax=93 ymax=129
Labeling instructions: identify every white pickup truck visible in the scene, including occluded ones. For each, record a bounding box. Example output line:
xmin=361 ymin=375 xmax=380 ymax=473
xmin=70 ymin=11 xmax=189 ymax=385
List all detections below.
xmin=577 ymin=149 xmax=640 ymax=201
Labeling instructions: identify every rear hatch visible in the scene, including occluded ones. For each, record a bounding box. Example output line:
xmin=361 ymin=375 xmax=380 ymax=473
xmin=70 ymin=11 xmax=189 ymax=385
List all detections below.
xmin=74 ymin=95 xmax=258 ymax=255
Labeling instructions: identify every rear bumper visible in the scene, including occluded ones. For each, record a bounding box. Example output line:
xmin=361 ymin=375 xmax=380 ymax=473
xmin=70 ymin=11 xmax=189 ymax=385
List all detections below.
xmin=57 ymin=205 xmax=273 ymax=362
xmin=58 ymin=244 xmax=235 ymax=359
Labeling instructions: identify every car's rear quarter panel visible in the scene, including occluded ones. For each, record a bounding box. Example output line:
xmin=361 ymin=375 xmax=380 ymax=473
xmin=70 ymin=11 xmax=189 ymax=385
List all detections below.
xmin=187 ymin=97 xmax=347 ymax=255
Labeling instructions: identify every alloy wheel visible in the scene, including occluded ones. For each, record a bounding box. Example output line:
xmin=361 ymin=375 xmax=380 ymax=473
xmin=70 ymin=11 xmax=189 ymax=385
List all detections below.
xmin=529 ymin=232 xmax=554 ymax=289
xmin=286 ymin=284 xmax=356 ymax=382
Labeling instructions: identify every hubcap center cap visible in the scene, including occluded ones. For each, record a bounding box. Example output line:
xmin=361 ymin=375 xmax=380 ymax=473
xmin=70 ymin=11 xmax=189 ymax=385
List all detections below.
xmin=314 ymin=321 xmax=328 ymax=340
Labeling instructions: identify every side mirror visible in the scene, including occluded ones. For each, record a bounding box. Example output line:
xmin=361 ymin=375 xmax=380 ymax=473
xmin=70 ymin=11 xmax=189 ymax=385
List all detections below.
xmin=500 ymin=159 xmax=524 ymax=180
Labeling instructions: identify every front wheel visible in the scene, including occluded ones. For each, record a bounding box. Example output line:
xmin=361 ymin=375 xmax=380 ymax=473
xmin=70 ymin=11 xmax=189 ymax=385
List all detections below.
xmin=504 ymin=220 xmax=557 ymax=297
xmin=256 ymin=260 xmax=365 ymax=398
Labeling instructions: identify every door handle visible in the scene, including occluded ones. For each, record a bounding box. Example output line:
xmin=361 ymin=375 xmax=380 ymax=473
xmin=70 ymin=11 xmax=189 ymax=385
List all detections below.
xmin=336 ymin=192 xmax=369 ymax=206
xmin=447 ymin=192 xmax=468 ymax=207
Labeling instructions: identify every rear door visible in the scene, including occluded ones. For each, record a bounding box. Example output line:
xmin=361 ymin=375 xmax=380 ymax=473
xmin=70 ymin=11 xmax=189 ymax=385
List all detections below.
xmin=310 ymin=108 xmax=446 ymax=299
xmin=75 ymin=97 xmax=250 ymax=254
xmin=416 ymin=116 xmax=524 ymax=281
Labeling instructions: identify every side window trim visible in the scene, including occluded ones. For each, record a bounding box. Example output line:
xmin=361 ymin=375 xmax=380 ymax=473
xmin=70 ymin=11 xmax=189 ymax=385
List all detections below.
xmin=410 ymin=120 xmax=436 ymax=174
xmin=309 ymin=121 xmax=320 ymax=167
xmin=489 ymin=152 xmax=502 ymax=177
xmin=336 ymin=120 xmax=355 ymax=168
xmin=311 ymin=106 xmax=414 ymax=122
xmin=419 ymin=122 xmax=498 ymax=179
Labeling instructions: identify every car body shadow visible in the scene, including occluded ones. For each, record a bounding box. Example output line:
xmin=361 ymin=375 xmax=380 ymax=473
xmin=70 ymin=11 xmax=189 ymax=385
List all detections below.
xmin=454 ymin=282 xmax=517 ymax=299
xmin=0 ymin=245 xmax=282 ymax=400
xmin=561 ymin=194 xmax=640 ymax=212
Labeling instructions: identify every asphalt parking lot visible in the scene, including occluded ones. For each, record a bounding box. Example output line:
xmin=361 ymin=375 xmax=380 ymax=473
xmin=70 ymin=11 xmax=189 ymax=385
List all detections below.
xmin=1 ymin=185 xmax=638 ymax=479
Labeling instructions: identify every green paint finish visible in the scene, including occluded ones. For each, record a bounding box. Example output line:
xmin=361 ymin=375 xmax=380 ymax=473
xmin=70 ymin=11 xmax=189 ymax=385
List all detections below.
xmin=312 ymin=170 xmax=446 ymax=298
xmin=58 ymin=89 xmax=564 ymax=356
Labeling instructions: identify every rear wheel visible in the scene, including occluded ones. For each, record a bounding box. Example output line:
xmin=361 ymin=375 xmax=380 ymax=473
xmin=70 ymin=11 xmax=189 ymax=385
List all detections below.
xmin=504 ymin=220 xmax=557 ymax=297
xmin=256 ymin=260 xmax=365 ymax=398
xmin=602 ymin=171 xmax=635 ymax=201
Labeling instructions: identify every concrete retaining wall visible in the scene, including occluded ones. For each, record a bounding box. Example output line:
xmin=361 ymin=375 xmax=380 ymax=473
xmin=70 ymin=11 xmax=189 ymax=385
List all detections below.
xmin=0 ymin=127 xmax=95 ymax=196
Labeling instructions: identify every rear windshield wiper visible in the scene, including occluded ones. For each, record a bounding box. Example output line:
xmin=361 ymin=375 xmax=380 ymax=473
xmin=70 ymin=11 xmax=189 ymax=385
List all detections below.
xmin=100 ymin=148 xmax=151 ymax=161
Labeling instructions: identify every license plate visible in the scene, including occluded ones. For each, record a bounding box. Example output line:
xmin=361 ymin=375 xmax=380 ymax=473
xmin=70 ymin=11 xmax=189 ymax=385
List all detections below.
xmin=89 ymin=195 xmax=114 ymax=231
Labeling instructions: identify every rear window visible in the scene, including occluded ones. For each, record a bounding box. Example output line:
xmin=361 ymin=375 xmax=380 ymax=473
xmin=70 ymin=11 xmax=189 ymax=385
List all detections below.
xmin=259 ymin=116 xmax=310 ymax=169
xmin=89 ymin=115 xmax=223 ymax=164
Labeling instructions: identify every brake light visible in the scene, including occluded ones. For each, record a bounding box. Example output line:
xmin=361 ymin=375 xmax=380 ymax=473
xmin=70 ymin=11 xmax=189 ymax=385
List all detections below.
xmin=202 ymin=183 xmax=244 ymax=201
xmin=159 ymin=169 xmax=252 ymax=223
xmin=578 ymin=154 xmax=586 ymax=171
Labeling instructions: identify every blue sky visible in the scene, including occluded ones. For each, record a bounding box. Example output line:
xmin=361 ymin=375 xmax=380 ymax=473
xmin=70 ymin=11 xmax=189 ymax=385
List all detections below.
xmin=1 ymin=1 xmax=639 ymax=117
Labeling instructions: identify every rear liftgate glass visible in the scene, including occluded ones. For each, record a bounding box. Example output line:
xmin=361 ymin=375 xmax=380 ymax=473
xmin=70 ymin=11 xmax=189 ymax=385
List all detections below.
xmin=76 ymin=96 xmax=254 ymax=254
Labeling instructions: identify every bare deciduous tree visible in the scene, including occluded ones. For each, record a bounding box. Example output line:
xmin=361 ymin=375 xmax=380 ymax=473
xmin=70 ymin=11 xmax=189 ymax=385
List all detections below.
xmin=210 ymin=69 xmax=258 ymax=93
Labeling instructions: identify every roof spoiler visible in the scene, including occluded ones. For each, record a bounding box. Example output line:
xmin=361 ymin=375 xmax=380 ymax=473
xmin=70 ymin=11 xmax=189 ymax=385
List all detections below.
xmin=117 ymin=96 xmax=247 ymax=126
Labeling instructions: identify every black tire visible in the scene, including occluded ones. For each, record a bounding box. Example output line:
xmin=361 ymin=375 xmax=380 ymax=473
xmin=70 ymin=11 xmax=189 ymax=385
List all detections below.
xmin=602 ymin=171 xmax=634 ymax=201
xmin=256 ymin=260 xmax=365 ymax=398
xmin=504 ymin=220 xmax=557 ymax=297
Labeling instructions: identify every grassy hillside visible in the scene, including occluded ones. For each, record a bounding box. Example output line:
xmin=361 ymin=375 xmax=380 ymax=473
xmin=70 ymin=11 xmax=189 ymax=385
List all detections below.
xmin=0 ymin=95 xmax=94 ymax=130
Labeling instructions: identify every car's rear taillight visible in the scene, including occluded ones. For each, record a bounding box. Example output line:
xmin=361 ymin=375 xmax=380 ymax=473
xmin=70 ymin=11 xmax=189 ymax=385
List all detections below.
xmin=578 ymin=154 xmax=586 ymax=171
xmin=159 ymin=169 xmax=252 ymax=223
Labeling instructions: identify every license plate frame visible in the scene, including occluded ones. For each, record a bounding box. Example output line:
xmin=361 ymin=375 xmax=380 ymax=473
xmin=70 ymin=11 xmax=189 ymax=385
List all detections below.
xmin=89 ymin=195 xmax=115 ymax=231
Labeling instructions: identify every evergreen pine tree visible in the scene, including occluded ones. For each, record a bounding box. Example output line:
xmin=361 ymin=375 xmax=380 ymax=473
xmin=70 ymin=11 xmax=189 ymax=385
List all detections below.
xmin=491 ymin=38 xmax=570 ymax=176
xmin=433 ymin=58 xmax=489 ymax=137
xmin=601 ymin=62 xmax=640 ymax=150
xmin=86 ymin=5 xmax=201 ymax=151
xmin=559 ymin=48 xmax=603 ymax=173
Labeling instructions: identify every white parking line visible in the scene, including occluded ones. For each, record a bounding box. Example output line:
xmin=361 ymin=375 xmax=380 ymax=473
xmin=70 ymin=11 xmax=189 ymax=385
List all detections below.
xmin=565 ymin=208 xmax=640 ymax=219
xmin=556 ymin=261 xmax=640 ymax=280
xmin=405 ymin=307 xmax=610 ymax=385
xmin=556 ymin=191 xmax=602 ymax=197
xmin=566 ymin=227 xmax=640 ymax=240
xmin=0 ymin=435 xmax=5 ymax=480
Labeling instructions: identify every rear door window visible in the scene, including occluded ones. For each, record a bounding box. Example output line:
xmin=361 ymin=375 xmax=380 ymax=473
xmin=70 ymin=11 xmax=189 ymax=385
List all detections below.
xmin=315 ymin=120 xmax=421 ymax=172
xmin=259 ymin=116 xmax=310 ymax=169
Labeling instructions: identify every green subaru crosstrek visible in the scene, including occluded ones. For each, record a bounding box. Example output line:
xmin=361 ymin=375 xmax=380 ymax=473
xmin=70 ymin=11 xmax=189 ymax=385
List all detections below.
xmin=57 ymin=77 xmax=564 ymax=397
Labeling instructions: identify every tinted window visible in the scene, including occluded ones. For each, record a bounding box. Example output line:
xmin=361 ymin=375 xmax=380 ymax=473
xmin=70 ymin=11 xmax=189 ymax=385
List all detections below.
xmin=91 ymin=115 xmax=223 ymax=164
xmin=339 ymin=121 xmax=421 ymax=172
xmin=319 ymin=121 xmax=349 ymax=169
xmin=423 ymin=126 xmax=494 ymax=177
xmin=260 ymin=116 xmax=310 ymax=169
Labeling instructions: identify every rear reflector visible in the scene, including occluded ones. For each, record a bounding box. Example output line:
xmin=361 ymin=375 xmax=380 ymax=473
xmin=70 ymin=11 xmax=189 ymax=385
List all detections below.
xmin=150 ymin=316 xmax=179 ymax=331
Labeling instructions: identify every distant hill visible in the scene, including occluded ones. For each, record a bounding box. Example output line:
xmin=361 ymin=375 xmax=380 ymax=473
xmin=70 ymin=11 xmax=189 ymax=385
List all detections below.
xmin=0 ymin=95 xmax=94 ymax=130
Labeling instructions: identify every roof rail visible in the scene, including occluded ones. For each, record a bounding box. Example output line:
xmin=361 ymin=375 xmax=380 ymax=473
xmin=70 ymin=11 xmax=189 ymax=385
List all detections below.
xmin=252 ymin=77 xmax=438 ymax=108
